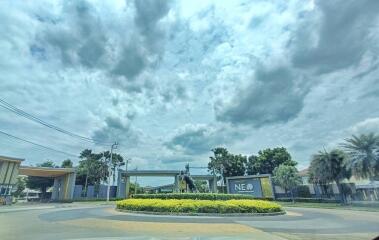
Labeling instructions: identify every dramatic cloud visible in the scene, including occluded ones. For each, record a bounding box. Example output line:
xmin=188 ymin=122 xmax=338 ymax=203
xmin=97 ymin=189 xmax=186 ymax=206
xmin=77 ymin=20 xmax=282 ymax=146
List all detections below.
xmin=216 ymin=66 xmax=309 ymax=127
xmin=92 ymin=115 xmax=141 ymax=147
xmin=1 ymin=0 xmax=379 ymax=181
xmin=350 ymin=118 xmax=379 ymax=135
xmin=35 ymin=0 xmax=172 ymax=92
xmin=292 ymin=0 xmax=379 ymax=74
xmin=165 ymin=123 xmax=244 ymax=155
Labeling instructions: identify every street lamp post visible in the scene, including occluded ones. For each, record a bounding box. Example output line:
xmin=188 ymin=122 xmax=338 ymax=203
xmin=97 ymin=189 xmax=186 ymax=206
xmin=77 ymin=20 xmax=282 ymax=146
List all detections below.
xmin=107 ymin=142 xmax=118 ymax=202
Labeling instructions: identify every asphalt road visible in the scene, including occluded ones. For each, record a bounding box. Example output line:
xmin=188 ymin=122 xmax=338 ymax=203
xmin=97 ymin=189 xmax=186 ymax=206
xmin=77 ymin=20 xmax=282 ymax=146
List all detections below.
xmin=0 ymin=203 xmax=378 ymax=240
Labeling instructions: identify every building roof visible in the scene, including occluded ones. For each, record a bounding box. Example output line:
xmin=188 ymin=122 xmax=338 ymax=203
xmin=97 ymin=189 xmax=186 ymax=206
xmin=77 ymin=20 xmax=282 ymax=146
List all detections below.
xmin=0 ymin=155 xmax=25 ymax=163
xmin=298 ymin=168 xmax=309 ymax=177
xmin=144 ymin=183 xmax=175 ymax=191
xmin=191 ymin=175 xmax=215 ymax=180
xmin=19 ymin=166 xmax=75 ymax=177
xmin=121 ymin=170 xmax=180 ymax=177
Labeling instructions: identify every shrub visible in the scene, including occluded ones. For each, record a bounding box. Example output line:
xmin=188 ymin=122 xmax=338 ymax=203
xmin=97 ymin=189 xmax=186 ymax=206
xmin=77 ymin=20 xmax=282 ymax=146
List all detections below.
xmin=116 ymin=199 xmax=282 ymax=214
xmin=74 ymin=198 xmax=124 ymax=202
xmin=296 ymin=186 xmax=311 ymax=198
xmin=276 ymin=197 xmax=340 ymax=203
xmin=131 ymin=193 xmax=273 ymax=201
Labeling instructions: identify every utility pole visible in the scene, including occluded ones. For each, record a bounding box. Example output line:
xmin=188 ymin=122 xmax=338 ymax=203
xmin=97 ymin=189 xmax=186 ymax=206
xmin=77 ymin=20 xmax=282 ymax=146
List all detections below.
xmin=107 ymin=142 xmax=118 ymax=202
xmin=134 ymin=167 xmax=138 ymax=194
xmin=125 ymin=158 xmax=130 ymax=173
xmin=220 ymin=164 xmax=225 ymax=193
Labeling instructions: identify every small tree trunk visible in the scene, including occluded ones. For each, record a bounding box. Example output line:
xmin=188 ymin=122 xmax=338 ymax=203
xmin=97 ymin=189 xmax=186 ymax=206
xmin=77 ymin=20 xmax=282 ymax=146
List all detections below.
xmin=41 ymin=186 xmax=47 ymax=201
xmin=336 ymin=181 xmax=345 ymax=205
xmin=84 ymin=173 xmax=89 ymax=197
xmin=290 ymin=188 xmax=295 ymax=203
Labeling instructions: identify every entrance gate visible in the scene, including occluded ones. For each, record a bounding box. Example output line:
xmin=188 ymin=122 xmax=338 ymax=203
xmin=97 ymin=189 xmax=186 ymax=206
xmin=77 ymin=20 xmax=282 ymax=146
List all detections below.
xmin=117 ymin=169 xmax=217 ymax=198
xmin=0 ymin=155 xmax=76 ymax=203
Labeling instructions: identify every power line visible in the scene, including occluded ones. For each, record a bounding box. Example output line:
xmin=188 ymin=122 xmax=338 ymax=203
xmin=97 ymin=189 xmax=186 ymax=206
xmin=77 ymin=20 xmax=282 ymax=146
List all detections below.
xmin=0 ymin=129 xmax=78 ymax=158
xmin=0 ymin=98 xmax=112 ymax=146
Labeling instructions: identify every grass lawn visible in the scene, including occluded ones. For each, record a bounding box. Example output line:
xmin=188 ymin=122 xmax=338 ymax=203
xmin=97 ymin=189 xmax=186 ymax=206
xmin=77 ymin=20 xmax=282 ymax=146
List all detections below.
xmin=277 ymin=201 xmax=379 ymax=212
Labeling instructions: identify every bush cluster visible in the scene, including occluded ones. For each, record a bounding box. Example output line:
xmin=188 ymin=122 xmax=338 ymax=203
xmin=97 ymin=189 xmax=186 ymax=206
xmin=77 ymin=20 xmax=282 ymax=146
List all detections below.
xmin=276 ymin=198 xmax=340 ymax=203
xmin=131 ymin=193 xmax=272 ymax=201
xmin=116 ymin=198 xmax=282 ymax=214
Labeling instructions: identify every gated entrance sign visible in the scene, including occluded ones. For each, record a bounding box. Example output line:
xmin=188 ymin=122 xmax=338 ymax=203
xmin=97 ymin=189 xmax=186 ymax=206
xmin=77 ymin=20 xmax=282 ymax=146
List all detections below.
xmin=228 ymin=178 xmax=262 ymax=196
xmin=226 ymin=174 xmax=275 ymax=199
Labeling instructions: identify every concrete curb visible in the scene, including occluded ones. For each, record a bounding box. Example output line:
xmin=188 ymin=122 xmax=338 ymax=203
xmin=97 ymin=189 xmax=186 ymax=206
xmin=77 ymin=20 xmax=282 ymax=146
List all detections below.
xmin=116 ymin=208 xmax=286 ymax=217
xmin=0 ymin=206 xmax=55 ymax=213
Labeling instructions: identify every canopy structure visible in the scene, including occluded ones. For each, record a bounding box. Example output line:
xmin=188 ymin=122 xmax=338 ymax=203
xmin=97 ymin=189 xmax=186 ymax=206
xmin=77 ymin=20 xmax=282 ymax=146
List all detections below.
xmin=19 ymin=166 xmax=75 ymax=177
xmin=0 ymin=155 xmax=76 ymax=201
xmin=0 ymin=156 xmax=23 ymax=197
xmin=18 ymin=166 xmax=76 ymax=201
xmin=117 ymin=169 xmax=217 ymax=198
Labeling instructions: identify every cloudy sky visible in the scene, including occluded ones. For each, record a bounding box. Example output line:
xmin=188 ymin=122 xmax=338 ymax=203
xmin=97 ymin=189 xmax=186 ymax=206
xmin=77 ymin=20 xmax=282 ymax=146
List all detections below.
xmin=1 ymin=0 xmax=379 ymax=183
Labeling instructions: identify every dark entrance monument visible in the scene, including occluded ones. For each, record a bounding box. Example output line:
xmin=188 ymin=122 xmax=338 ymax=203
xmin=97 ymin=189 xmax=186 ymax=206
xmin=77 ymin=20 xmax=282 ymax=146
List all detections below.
xmin=226 ymin=174 xmax=275 ymax=199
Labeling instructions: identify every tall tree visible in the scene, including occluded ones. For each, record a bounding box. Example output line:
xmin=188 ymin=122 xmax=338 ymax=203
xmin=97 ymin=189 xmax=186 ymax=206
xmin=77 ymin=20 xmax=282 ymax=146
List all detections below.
xmin=309 ymin=149 xmax=351 ymax=204
xmin=76 ymin=150 xmax=108 ymax=194
xmin=246 ymin=147 xmax=297 ymax=175
xmin=129 ymin=182 xmax=143 ymax=194
xmin=194 ymin=180 xmax=209 ymax=193
xmin=101 ymin=151 xmax=124 ymax=184
xmin=61 ymin=159 xmax=73 ymax=168
xmin=76 ymin=149 xmax=92 ymax=192
xmin=273 ymin=164 xmax=301 ymax=203
xmin=208 ymin=147 xmax=247 ymax=184
xmin=341 ymin=133 xmax=379 ymax=179
xmin=25 ymin=161 xmax=56 ymax=199
xmin=13 ymin=176 xmax=26 ymax=197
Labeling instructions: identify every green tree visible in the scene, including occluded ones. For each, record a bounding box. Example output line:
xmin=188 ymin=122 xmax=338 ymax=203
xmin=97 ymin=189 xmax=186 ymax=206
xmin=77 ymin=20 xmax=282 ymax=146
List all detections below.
xmin=342 ymin=133 xmax=379 ymax=179
xmin=61 ymin=159 xmax=73 ymax=168
xmin=13 ymin=176 xmax=26 ymax=197
xmin=273 ymin=164 xmax=301 ymax=203
xmin=309 ymin=149 xmax=351 ymax=204
xmin=25 ymin=161 xmax=56 ymax=199
xmin=129 ymin=182 xmax=143 ymax=194
xmin=208 ymin=147 xmax=247 ymax=185
xmin=76 ymin=150 xmax=108 ymax=195
xmin=194 ymin=180 xmax=209 ymax=193
xmin=76 ymin=149 xmax=92 ymax=190
xmin=101 ymin=151 xmax=124 ymax=184
xmin=246 ymin=147 xmax=297 ymax=175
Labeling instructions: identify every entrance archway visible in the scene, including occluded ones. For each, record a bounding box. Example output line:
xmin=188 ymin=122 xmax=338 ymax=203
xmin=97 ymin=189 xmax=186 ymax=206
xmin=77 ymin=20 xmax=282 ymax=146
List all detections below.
xmin=19 ymin=166 xmax=76 ymax=201
xmin=117 ymin=169 xmax=217 ymax=198
xmin=0 ymin=155 xmax=76 ymax=203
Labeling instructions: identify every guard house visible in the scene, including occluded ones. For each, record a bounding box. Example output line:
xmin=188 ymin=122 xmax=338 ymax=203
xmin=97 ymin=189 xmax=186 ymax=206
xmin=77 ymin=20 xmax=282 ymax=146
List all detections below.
xmin=117 ymin=169 xmax=217 ymax=198
xmin=0 ymin=156 xmax=23 ymax=203
xmin=0 ymin=155 xmax=76 ymax=204
xmin=19 ymin=166 xmax=76 ymax=201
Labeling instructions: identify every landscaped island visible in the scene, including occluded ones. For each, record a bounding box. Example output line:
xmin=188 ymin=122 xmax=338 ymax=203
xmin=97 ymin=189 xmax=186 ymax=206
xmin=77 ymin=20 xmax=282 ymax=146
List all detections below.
xmin=116 ymin=193 xmax=283 ymax=215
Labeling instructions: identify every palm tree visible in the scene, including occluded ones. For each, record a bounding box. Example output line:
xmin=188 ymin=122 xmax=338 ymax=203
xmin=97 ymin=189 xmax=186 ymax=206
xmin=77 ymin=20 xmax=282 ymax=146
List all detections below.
xmin=341 ymin=133 xmax=379 ymax=179
xmin=273 ymin=164 xmax=302 ymax=203
xmin=309 ymin=149 xmax=351 ymax=204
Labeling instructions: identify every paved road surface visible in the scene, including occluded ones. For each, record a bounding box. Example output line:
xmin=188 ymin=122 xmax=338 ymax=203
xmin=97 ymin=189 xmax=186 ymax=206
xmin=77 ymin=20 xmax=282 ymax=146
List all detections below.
xmin=0 ymin=203 xmax=378 ymax=240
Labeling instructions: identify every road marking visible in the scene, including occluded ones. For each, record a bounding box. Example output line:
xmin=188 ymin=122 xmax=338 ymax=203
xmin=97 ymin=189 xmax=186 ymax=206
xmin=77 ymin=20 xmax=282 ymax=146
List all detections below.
xmin=106 ymin=208 xmax=223 ymax=219
xmin=62 ymin=218 xmax=286 ymax=239
xmin=285 ymin=211 xmax=303 ymax=217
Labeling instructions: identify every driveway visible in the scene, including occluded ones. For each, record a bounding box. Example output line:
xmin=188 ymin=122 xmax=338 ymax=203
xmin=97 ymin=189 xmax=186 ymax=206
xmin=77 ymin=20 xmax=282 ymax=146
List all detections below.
xmin=0 ymin=203 xmax=378 ymax=240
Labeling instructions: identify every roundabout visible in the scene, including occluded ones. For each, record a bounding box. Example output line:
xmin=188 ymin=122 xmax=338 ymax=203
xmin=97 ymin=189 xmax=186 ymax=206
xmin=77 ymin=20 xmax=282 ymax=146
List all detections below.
xmin=116 ymin=195 xmax=283 ymax=216
xmin=1 ymin=202 xmax=378 ymax=240
xmin=116 ymin=209 xmax=286 ymax=216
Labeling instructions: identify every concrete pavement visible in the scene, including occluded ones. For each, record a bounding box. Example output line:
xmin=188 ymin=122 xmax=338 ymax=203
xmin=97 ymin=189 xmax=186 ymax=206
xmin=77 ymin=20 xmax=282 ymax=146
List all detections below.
xmin=0 ymin=203 xmax=378 ymax=240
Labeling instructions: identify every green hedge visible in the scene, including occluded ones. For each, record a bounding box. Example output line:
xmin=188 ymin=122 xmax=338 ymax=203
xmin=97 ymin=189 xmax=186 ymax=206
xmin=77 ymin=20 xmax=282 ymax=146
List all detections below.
xmin=276 ymin=198 xmax=340 ymax=203
xmin=74 ymin=198 xmax=124 ymax=202
xmin=131 ymin=193 xmax=272 ymax=201
xmin=117 ymin=198 xmax=282 ymax=214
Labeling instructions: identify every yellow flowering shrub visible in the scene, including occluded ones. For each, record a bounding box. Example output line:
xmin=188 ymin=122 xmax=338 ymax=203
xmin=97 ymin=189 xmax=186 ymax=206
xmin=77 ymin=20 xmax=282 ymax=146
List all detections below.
xmin=132 ymin=193 xmax=272 ymax=200
xmin=116 ymin=199 xmax=282 ymax=214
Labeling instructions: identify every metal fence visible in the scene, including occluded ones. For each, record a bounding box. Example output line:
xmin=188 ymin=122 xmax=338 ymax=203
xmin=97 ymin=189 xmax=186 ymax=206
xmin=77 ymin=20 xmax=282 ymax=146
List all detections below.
xmin=73 ymin=184 xmax=117 ymax=200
